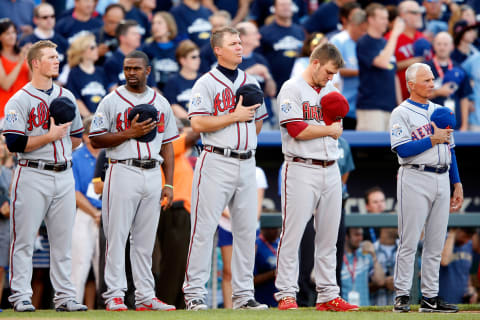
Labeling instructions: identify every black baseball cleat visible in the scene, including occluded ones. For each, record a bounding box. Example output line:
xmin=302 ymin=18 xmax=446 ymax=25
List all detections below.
xmin=235 ymin=299 xmax=268 ymax=310
xmin=392 ymin=295 xmax=410 ymax=313
xmin=419 ymin=296 xmax=458 ymax=313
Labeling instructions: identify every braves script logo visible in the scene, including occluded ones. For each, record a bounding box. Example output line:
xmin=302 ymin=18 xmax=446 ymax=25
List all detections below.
xmin=27 ymin=102 xmax=49 ymax=131
xmin=302 ymin=102 xmax=323 ymax=122
xmin=115 ymin=107 xmax=133 ymax=131
xmin=213 ymin=88 xmax=236 ymax=116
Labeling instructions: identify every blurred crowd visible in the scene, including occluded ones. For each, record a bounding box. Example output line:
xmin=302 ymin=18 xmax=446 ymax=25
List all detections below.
xmin=0 ymin=0 xmax=479 ymax=310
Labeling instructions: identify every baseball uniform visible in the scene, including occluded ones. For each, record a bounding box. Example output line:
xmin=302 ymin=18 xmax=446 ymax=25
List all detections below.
xmin=89 ymin=85 xmax=179 ymax=306
xmin=183 ymin=67 xmax=268 ymax=308
xmin=275 ymin=78 xmax=342 ymax=304
xmin=390 ymin=99 xmax=455 ymax=298
xmin=3 ymin=83 xmax=83 ymax=308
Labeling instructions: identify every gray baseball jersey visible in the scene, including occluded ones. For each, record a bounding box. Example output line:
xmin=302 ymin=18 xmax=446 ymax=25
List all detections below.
xmin=183 ymin=67 xmax=268 ymax=309
xmin=89 ymin=85 xmax=179 ymax=306
xmin=89 ymin=85 xmax=179 ymax=160
xmin=390 ymin=99 xmax=454 ymax=166
xmin=5 ymin=82 xmax=82 ymax=309
xmin=187 ymin=67 xmax=268 ymax=151
xmin=390 ymin=99 xmax=454 ymax=299
xmin=278 ymin=78 xmax=340 ymax=160
xmin=275 ymin=78 xmax=343 ymax=305
xmin=3 ymin=83 xmax=83 ymax=161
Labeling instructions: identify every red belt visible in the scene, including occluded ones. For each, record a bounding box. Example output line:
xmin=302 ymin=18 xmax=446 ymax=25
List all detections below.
xmin=292 ymin=157 xmax=335 ymax=167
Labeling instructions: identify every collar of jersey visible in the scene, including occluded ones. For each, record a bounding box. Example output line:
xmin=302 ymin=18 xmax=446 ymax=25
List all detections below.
xmin=407 ymin=98 xmax=429 ymax=110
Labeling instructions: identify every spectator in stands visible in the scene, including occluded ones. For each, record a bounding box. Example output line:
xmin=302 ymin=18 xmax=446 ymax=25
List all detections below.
xmin=439 ymin=228 xmax=479 ymax=304
xmin=249 ymin=0 xmax=308 ymax=27
xmin=0 ymin=19 xmax=30 ymax=121
xmin=139 ymin=0 xmax=156 ymax=22
xmin=386 ymin=1 xmax=427 ymax=101
xmin=0 ymin=0 xmax=34 ymax=36
xmin=71 ymin=117 xmax=101 ymax=309
xmin=371 ymin=227 xmax=397 ymax=306
xmin=55 ymin=0 xmax=103 ymax=44
xmin=254 ymin=214 xmax=282 ymax=307
xmin=290 ymin=33 xmax=327 ymax=78
xmin=170 ymin=0 xmax=212 ymax=47
xmin=259 ymin=0 xmax=304 ymax=94
xmin=201 ymin=0 xmax=250 ymax=26
xmin=153 ymin=118 xmax=199 ymax=309
xmin=94 ymin=4 xmax=125 ymax=66
xmin=451 ymin=19 xmax=478 ymax=64
xmin=237 ymin=21 xmax=276 ymax=122
xmin=66 ymin=34 xmax=108 ymax=117
xmin=341 ymin=228 xmax=385 ymax=306
xmin=199 ymin=10 xmax=231 ymax=74
xmin=303 ymin=0 xmax=355 ymax=36
xmin=427 ymin=32 xmax=472 ymax=131
xmin=422 ymin=0 xmax=449 ymax=40
xmin=331 ymin=7 xmax=367 ymax=130
xmin=0 ymin=136 xmax=13 ymax=309
xmin=363 ymin=186 xmax=387 ymax=243
xmin=360 ymin=186 xmax=397 ymax=306
xmin=142 ymin=11 xmax=179 ymax=91
xmin=356 ymin=3 xmax=404 ymax=131
xmin=461 ymin=52 xmax=480 ymax=131
xmin=104 ymin=20 xmax=154 ymax=89
xmin=449 ymin=5 xmax=476 ymax=39
xmin=19 ymin=3 xmax=68 ymax=70
xmin=118 ymin=0 xmax=150 ymax=39
xmin=163 ymin=40 xmax=201 ymax=119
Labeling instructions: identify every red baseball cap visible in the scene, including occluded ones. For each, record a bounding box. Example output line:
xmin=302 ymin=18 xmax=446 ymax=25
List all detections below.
xmin=320 ymin=91 xmax=349 ymax=125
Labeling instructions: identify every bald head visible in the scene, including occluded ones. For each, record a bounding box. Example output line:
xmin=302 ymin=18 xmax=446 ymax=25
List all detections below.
xmin=433 ymin=31 xmax=453 ymax=59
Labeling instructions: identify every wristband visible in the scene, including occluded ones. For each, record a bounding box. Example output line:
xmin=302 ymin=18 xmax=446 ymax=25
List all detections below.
xmin=164 ymin=184 xmax=174 ymax=189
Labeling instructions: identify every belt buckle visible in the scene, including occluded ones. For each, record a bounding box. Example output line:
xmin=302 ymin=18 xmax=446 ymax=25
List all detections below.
xmin=38 ymin=161 xmax=45 ymax=170
xmin=223 ymin=148 xmax=232 ymax=157
xmin=305 ymin=158 xmax=312 ymax=165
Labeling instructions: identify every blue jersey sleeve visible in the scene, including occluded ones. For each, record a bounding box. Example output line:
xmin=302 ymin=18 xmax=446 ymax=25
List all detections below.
xmin=395 ymin=137 xmax=433 ymax=157
xmin=449 ymin=148 xmax=460 ymax=184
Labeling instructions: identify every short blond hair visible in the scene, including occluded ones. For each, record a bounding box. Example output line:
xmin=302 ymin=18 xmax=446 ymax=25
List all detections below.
xmin=27 ymin=40 xmax=57 ymax=70
xmin=310 ymin=43 xmax=344 ymax=68
xmin=210 ymin=26 xmax=239 ymax=53
xmin=67 ymin=33 xmax=96 ymax=68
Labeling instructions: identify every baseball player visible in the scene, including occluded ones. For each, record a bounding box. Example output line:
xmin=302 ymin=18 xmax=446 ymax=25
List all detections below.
xmin=89 ymin=50 xmax=178 ymax=312
xmin=390 ymin=62 xmax=463 ymax=313
xmin=275 ymin=43 xmax=358 ymax=312
xmin=183 ymin=26 xmax=268 ymax=311
xmin=3 ymin=40 xmax=87 ymax=312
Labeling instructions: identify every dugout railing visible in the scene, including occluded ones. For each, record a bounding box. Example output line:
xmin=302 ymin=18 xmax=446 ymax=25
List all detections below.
xmin=209 ymin=213 xmax=480 ymax=308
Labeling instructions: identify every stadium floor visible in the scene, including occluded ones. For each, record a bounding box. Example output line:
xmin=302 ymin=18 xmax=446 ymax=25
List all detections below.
xmin=1 ymin=305 xmax=480 ymax=319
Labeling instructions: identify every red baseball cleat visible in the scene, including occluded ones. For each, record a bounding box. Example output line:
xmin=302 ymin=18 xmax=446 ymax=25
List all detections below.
xmin=278 ymin=297 xmax=298 ymax=310
xmin=135 ymin=297 xmax=176 ymax=311
xmin=316 ymin=297 xmax=359 ymax=311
